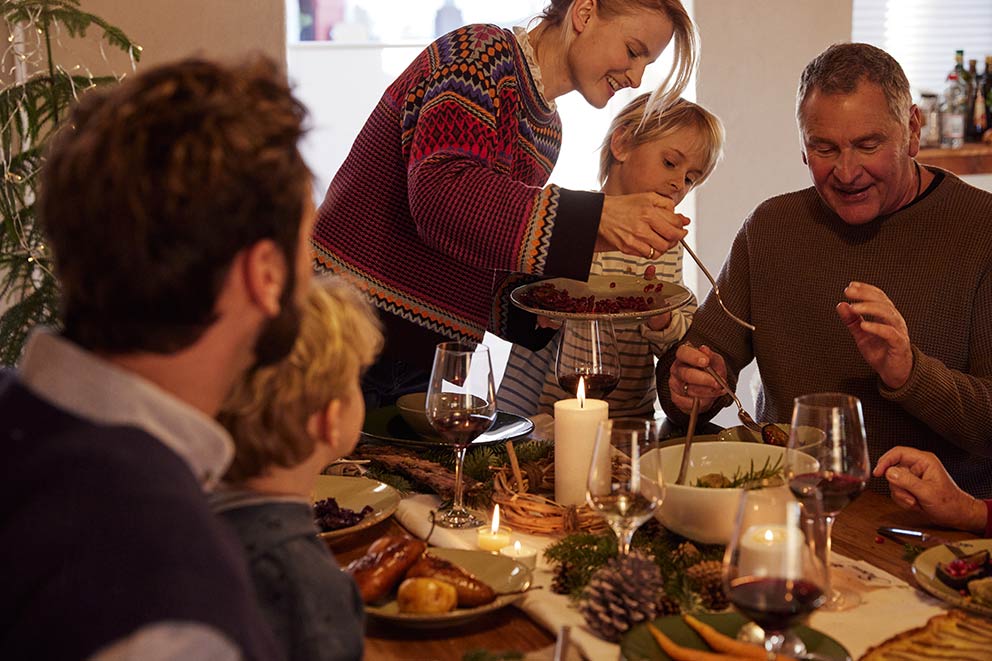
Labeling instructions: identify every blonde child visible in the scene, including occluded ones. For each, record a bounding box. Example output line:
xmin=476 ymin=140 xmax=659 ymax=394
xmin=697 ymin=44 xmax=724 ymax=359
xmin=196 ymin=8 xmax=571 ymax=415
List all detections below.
xmin=212 ymin=277 xmax=383 ymax=661
xmin=498 ymin=95 xmax=725 ymax=418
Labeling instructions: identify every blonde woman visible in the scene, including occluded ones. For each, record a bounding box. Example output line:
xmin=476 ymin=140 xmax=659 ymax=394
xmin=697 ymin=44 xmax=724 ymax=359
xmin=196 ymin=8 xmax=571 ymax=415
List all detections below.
xmin=312 ymin=0 xmax=699 ymax=407
xmin=213 ymin=277 xmax=383 ymax=661
xmin=499 ymin=94 xmax=724 ymax=418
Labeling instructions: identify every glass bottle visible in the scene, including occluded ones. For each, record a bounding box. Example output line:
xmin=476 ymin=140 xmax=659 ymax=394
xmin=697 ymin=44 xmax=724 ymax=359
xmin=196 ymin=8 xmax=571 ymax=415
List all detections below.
xmin=919 ymin=93 xmax=941 ymax=148
xmin=966 ymin=59 xmax=981 ymax=141
xmin=941 ymin=72 xmax=967 ymax=149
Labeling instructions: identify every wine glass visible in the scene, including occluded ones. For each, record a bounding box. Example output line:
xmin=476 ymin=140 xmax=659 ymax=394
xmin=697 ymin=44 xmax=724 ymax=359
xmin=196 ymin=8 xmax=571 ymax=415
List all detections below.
xmin=425 ymin=342 xmax=497 ymax=529
xmin=555 ymin=318 xmax=621 ymax=400
xmin=724 ymin=489 xmax=827 ymax=661
xmin=783 ymin=392 xmax=870 ymax=611
xmin=586 ymin=417 xmax=665 ymax=556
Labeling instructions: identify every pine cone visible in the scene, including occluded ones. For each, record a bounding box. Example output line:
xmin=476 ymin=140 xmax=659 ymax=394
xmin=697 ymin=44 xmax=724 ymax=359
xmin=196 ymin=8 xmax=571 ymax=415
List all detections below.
xmin=673 ymin=541 xmax=700 ymax=564
xmin=686 ymin=560 xmax=729 ymax=611
xmin=656 ymin=593 xmax=682 ymax=616
xmin=578 ymin=553 xmax=664 ymax=642
xmin=551 ymin=561 xmax=573 ymax=595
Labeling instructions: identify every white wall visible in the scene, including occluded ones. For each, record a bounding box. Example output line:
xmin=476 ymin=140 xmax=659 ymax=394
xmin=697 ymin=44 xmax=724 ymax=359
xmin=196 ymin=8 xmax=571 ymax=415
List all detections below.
xmin=691 ymin=1 xmax=853 ymax=427
xmin=75 ymin=0 xmax=286 ymax=71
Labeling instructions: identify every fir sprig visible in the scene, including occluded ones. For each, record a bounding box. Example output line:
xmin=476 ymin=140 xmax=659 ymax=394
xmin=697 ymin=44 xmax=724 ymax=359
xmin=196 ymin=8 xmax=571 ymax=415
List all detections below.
xmin=693 ymin=455 xmax=784 ymax=489
xmin=544 ymin=520 xmax=726 ymax=609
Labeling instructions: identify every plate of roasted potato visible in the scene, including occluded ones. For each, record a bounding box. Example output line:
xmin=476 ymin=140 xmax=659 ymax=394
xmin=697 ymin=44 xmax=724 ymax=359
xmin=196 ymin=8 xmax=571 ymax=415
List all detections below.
xmin=346 ymin=536 xmax=532 ymax=628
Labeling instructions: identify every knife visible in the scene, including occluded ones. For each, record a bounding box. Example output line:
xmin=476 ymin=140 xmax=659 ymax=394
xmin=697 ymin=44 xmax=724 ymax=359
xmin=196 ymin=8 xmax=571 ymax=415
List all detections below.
xmin=876 ymin=526 xmax=969 ymax=557
xmin=876 ymin=526 xmax=933 ymax=542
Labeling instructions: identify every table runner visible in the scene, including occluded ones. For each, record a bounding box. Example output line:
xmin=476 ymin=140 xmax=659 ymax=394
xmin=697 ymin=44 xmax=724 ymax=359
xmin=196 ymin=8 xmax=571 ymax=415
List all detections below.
xmin=395 ymin=495 xmax=947 ymax=660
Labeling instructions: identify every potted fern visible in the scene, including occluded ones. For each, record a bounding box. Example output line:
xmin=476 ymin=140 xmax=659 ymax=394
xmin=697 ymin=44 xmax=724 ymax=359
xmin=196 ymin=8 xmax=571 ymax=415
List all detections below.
xmin=0 ymin=0 xmax=139 ymax=365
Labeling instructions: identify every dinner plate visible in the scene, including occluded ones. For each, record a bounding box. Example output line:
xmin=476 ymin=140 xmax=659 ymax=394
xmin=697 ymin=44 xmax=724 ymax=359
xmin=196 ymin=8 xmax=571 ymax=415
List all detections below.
xmin=311 ymin=475 xmax=400 ymax=540
xmin=510 ymin=275 xmax=693 ymax=322
xmin=361 ymin=405 xmax=534 ymax=448
xmin=621 ymin=612 xmax=850 ymax=661
xmin=911 ymin=538 xmax=992 ymax=616
xmin=365 ymin=548 xmax=532 ymax=628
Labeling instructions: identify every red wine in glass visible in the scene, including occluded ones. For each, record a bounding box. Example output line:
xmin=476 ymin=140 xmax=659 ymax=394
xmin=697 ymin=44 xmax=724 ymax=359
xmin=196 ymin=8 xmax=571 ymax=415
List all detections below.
xmin=728 ymin=576 xmax=826 ymax=633
xmin=788 ymin=473 xmax=866 ymax=517
xmin=558 ymin=370 xmax=620 ymax=400
xmin=429 ymin=410 xmax=495 ymax=446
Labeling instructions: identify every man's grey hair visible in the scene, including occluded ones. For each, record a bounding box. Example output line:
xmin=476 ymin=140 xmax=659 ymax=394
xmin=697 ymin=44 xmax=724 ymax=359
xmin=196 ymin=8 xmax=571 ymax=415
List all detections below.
xmin=796 ymin=42 xmax=912 ymax=126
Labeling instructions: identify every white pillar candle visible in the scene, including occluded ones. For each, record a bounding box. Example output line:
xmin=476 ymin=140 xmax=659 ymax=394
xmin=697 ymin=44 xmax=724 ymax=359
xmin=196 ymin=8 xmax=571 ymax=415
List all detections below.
xmin=500 ymin=540 xmax=538 ymax=571
xmin=737 ymin=524 xmax=804 ymax=578
xmin=554 ymin=379 xmax=609 ymax=507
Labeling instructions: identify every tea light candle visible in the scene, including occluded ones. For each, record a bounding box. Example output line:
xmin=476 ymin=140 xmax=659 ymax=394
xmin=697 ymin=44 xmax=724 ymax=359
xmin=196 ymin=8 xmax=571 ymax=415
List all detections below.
xmin=500 ymin=540 xmax=538 ymax=570
xmin=738 ymin=524 xmax=804 ymax=578
xmin=554 ymin=377 xmax=609 ymax=507
xmin=477 ymin=504 xmax=512 ymax=552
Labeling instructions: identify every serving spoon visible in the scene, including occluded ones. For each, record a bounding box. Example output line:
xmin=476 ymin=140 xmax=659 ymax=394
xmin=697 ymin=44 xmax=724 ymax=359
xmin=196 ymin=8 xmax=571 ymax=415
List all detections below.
xmin=699 ymin=363 xmax=788 ymax=446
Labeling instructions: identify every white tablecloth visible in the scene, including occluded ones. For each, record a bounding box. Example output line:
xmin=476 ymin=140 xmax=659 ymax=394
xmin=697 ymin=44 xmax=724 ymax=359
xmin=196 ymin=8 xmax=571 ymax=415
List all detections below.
xmin=394 ymin=495 xmax=947 ymax=660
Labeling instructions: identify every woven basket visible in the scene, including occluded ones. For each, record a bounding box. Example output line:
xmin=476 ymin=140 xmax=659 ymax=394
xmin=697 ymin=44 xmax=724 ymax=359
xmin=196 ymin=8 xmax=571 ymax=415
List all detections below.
xmin=490 ymin=442 xmax=609 ymax=536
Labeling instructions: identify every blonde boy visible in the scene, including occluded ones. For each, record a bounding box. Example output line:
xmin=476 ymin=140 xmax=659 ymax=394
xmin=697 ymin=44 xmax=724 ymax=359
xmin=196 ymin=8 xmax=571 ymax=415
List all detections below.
xmin=213 ymin=277 xmax=382 ymax=661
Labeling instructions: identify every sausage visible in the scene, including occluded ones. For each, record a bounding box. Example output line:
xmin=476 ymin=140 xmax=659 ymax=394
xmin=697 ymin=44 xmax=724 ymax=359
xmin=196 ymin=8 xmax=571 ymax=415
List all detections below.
xmin=405 ymin=553 xmax=497 ymax=607
xmin=345 ymin=535 xmax=426 ymax=603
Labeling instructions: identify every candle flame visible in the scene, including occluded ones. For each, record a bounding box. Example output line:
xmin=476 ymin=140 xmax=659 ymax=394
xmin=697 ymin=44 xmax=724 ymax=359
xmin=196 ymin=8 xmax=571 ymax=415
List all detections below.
xmin=491 ymin=504 xmax=501 ymax=534
xmin=763 ymin=529 xmax=775 ymax=543
xmin=514 ymin=540 xmax=522 ymax=554
xmin=577 ymin=376 xmax=586 ymax=408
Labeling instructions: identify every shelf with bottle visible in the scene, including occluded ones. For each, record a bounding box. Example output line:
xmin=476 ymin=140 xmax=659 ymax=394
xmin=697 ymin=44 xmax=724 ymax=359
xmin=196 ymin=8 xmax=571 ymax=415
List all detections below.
xmin=918 ymin=143 xmax=992 ymax=176
xmin=916 ymin=50 xmax=992 ymax=176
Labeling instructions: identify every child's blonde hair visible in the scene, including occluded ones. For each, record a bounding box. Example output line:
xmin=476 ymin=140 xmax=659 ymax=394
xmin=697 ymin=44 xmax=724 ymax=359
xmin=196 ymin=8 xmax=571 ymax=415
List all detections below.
xmin=219 ymin=276 xmax=383 ymax=482
xmin=599 ymin=94 xmax=725 ymax=187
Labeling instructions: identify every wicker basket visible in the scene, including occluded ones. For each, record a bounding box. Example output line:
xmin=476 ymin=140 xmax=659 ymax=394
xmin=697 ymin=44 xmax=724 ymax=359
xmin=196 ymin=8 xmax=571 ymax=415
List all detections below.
xmin=490 ymin=442 xmax=609 ymax=535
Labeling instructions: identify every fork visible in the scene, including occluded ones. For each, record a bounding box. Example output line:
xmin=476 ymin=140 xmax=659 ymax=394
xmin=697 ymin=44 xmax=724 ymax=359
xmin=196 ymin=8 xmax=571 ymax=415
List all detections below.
xmin=680 ymin=239 xmax=755 ymax=332
xmin=700 ymin=363 xmax=763 ymax=435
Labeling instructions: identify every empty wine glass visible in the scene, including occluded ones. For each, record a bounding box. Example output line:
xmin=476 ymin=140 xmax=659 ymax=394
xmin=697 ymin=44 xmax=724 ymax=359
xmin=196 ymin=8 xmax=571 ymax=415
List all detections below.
xmin=555 ymin=318 xmax=621 ymax=400
xmin=724 ymin=488 xmax=827 ymax=661
xmin=783 ymin=392 xmax=870 ymax=611
xmin=425 ymin=342 xmax=497 ymax=529
xmin=586 ymin=418 xmax=664 ymax=556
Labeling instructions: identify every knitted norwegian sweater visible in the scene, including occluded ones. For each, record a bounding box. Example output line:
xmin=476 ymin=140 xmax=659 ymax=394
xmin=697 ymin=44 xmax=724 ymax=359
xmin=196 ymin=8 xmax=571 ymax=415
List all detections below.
xmin=312 ymin=24 xmax=602 ymax=370
xmin=658 ymin=168 xmax=992 ymax=497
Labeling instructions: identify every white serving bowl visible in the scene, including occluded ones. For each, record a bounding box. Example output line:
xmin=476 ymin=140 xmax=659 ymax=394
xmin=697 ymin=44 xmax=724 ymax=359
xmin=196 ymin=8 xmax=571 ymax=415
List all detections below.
xmin=649 ymin=440 xmax=817 ymax=545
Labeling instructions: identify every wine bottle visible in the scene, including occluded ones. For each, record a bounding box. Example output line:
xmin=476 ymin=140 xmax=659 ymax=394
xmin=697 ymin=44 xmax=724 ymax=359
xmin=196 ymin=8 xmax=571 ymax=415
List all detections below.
xmin=966 ymin=59 xmax=982 ymax=142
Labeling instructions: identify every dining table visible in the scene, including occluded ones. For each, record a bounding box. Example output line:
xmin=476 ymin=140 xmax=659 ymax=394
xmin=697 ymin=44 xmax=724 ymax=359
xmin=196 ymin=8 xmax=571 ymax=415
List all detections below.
xmin=326 ymin=486 xmax=979 ymax=661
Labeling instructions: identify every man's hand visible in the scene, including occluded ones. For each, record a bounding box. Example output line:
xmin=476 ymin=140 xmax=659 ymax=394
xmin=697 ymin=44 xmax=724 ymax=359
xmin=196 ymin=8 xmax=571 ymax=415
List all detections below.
xmin=668 ymin=343 xmax=728 ymax=414
xmin=873 ymin=446 xmax=987 ymax=533
xmin=836 ymin=281 xmax=913 ymax=389
xmin=596 ymin=192 xmax=689 ymax=258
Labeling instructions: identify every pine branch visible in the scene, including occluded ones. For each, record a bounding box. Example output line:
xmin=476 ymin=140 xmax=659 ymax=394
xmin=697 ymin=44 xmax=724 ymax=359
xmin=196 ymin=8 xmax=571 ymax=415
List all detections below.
xmin=3 ymin=1 xmax=141 ymax=63
xmin=1 ymin=1 xmax=138 ymax=365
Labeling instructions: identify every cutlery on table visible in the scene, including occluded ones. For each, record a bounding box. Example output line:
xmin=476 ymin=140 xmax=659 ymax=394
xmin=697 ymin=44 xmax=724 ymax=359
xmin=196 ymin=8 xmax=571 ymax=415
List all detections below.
xmin=876 ymin=526 xmax=969 ymax=558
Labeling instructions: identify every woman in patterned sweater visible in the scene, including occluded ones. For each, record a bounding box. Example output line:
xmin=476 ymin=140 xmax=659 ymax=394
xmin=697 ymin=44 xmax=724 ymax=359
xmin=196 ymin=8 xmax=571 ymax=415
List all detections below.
xmin=311 ymin=0 xmax=697 ymax=406
xmin=498 ymin=94 xmax=724 ymax=418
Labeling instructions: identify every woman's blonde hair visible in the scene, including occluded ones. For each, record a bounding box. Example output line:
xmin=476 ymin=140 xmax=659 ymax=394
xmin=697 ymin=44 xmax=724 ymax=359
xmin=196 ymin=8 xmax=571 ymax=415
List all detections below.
xmin=598 ymin=93 xmax=724 ymax=186
xmin=538 ymin=0 xmax=697 ymax=115
xmin=219 ymin=276 xmax=383 ymax=482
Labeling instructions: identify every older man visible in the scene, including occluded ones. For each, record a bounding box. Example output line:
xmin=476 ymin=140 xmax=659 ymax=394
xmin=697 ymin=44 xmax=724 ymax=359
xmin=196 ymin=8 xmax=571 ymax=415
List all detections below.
xmin=0 ymin=57 xmax=313 ymax=659
xmin=658 ymin=43 xmax=992 ymax=497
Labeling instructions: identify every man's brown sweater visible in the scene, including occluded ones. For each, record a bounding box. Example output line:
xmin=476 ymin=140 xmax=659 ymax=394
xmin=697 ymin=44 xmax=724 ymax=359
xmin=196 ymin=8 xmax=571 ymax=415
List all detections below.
xmin=658 ymin=168 xmax=992 ymax=497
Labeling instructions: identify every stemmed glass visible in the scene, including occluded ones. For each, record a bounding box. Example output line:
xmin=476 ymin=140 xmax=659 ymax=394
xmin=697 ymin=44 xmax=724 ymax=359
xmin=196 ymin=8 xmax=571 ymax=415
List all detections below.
xmin=586 ymin=418 xmax=664 ymax=556
xmin=425 ymin=342 xmax=497 ymax=529
xmin=555 ymin=319 xmax=621 ymax=400
xmin=783 ymin=392 xmax=870 ymax=611
xmin=724 ymin=489 xmax=827 ymax=661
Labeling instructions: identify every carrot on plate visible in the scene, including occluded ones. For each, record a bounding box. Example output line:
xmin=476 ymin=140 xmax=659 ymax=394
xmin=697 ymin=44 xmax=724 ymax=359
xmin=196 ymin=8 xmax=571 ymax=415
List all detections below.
xmin=682 ymin=614 xmax=792 ymax=661
xmin=646 ymin=622 xmax=756 ymax=661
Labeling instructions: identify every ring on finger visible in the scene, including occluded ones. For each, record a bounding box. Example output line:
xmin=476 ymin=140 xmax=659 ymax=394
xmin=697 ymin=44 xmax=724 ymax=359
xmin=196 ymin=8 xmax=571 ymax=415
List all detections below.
xmin=683 ymin=382 xmax=689 ymax=395
xmin=647 ymin=246 xmax=656 ymax=260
